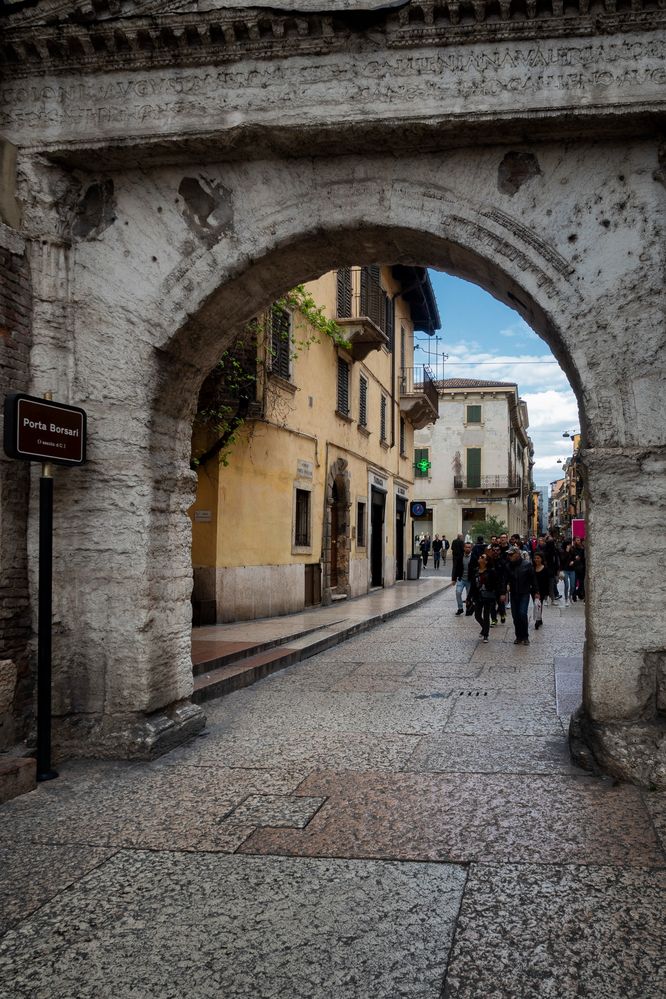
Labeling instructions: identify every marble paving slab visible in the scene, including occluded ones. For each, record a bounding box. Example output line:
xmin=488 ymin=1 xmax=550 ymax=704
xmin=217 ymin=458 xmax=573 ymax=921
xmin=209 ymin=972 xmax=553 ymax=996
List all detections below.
xmin=0 ymin=843 xmax=115 ymax=937
xmin=443 ymin=694 xmax=563 ymax=737
xmin=160 ymin=730 xmax=422 ymax=772
xmin=0 ymin=765 xmax=306 ymax=852
xmin=0 ymin=851 xmax=467 ymax=999
xmin=443 ymin=863 xmax=666 ymax=999
xmin=239 ymin=771 xmax=665 ymax=867
xmin=205 ymin=690 xmax=458 ymax=736
xmin=405 ymin=733 xmax=582 ymax=776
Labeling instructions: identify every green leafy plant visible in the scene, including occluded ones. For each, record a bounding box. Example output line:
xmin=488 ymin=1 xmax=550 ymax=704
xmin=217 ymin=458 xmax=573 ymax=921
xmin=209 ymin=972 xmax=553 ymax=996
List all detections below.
xmin=191 ymin=286 xmax=350 ymax=469
xmin=472 ymin=515 xmax=509 ymax=539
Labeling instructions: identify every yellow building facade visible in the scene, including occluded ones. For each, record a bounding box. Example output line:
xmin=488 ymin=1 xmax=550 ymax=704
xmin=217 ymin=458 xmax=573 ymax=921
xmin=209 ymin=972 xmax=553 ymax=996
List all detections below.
xmin=190 ymin=266 xmax=440 ymax=622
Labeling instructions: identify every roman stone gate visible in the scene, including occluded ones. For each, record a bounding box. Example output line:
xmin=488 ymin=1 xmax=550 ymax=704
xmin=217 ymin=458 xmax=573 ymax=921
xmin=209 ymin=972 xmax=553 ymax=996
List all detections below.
xmin=0 ymin=0 xmax=664 ymax=786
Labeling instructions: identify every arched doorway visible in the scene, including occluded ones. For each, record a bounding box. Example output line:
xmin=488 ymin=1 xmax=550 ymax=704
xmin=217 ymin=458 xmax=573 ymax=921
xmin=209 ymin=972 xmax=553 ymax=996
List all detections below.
xmin=325 ymin=459 xmax=352 ymax=603
xmin=18 ymin=145 xmax=665 ymax=787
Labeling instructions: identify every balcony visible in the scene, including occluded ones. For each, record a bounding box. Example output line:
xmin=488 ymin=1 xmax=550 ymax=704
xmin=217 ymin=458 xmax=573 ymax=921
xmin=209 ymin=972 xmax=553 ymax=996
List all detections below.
xmin=454 ymin=474 xmax=521 ymax=497
xmin=336 ymin=266 xmax=390 ymax=361
xmin=399 ymin=365 xmax=438 ymax=430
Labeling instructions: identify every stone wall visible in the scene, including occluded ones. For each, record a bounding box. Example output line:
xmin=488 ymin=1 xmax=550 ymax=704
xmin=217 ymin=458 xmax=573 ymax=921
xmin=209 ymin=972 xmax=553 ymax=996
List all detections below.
xmin=214 ymin=564 xmax=305 ymax=622
xmin=0 ymin=212 xmax=32 ymax=751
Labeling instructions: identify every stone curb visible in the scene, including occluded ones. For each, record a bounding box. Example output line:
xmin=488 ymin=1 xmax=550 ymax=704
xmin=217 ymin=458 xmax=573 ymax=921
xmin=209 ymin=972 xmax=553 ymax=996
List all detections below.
xmin=193 ymin=581 xmax=453 ymax=703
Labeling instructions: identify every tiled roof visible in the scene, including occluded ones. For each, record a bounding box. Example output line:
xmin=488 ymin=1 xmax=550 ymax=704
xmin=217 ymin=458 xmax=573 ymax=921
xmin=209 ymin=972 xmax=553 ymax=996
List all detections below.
xmin=436 ymin=377 xmax=518 ymax=389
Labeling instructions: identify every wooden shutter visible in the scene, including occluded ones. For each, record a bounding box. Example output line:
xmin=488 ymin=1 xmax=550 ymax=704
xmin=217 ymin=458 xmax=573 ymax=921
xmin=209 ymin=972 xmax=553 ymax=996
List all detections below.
xmin=466 ymin=404 xmax=482 ymax=424
xmin=414 ymin=447 xmax=429 ymax=478
xmin=467 ymin=448 xmax=481 ymax=488
xmin=337 ymin=358 xmax=350 ymax=415
xmin=337 ymin=267 xmax=352 ymax=318
xmin=380 ymin=394 xmax=387 ymax=441
xmin=270 ymin=306 xmax=291 ymax=379
xmin=359 ymin=374 xmax=368 ymax=427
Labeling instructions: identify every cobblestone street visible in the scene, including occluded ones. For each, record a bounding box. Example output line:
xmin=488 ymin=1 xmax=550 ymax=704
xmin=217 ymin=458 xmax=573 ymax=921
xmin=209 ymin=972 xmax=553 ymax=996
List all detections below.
xmin=1 ymin=586 xmax=664 ymax=999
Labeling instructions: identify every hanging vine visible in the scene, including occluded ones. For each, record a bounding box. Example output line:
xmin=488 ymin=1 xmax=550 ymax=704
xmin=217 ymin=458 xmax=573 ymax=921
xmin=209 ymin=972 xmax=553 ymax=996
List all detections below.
xmin=191 ymin=285 xmax=350 ymax=469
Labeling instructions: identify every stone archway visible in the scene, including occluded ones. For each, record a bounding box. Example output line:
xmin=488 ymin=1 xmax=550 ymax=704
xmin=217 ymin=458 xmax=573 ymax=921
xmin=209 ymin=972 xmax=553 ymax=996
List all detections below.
xmin=1 ymin=3 xmax=664 ymax=783
xmin=13 ymin=147 xmax=666 ymax=785
xmin=323 ymin=458 xmax=352 ymax=604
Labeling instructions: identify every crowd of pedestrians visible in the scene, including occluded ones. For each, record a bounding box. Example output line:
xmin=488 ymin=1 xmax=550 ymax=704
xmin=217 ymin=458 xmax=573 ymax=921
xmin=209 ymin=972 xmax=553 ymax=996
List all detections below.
xmin=449 ymin=531 xmax=586 ymax=646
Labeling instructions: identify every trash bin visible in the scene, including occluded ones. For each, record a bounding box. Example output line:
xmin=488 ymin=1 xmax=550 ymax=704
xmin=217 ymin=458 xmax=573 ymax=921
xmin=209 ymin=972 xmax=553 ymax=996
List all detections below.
xmin=406 ymin=555 xmax=421 ymax=580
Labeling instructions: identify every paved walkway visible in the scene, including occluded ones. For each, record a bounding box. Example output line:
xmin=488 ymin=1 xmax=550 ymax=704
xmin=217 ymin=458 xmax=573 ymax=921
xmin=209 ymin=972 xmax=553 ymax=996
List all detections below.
xmin=192 ymin=569 xmax=451 ymax=660
xmin=1 ymin=586 xmax=665 ymax=998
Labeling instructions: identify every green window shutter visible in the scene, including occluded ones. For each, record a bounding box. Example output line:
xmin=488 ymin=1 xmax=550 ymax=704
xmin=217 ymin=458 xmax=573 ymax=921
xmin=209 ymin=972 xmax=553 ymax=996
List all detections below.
xmin=467 ymin=448 xmax=481 ymax=487
xmin=414 ymin=447 xmax=430 ymax=478
xmin=466 ymin=405 xmax=481 ymax=424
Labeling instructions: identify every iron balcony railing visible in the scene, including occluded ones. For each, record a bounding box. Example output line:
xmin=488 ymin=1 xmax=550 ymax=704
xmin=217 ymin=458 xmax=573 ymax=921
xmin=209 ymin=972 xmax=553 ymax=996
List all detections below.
xmin=400 ymin=365 xmax=438 ymax=412
xmin=454 ymin=475 xmax=520 ymax=491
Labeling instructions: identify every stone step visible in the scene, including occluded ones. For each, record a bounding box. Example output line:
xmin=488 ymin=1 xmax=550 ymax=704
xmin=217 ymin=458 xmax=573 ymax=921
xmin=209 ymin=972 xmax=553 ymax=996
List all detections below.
xmin=192 ymin=645 xmax=300 ymax=703
xmin=0 ymin=755 xmax=36 ymax=804
xmin=191 ymin=621 xmax=339 ymax=679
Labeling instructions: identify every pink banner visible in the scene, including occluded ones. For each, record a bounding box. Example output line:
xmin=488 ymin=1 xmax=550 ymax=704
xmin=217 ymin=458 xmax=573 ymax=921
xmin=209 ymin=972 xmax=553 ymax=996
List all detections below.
xmin=572 ymin=518 xmax=586 ymax=539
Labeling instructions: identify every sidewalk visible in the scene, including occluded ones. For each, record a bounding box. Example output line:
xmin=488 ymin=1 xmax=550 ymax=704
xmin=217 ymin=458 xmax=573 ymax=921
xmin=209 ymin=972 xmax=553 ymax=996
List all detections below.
xmin=191 ymin=571 xmax=452 ymax=701
xmin=1 ymin=582 xmax=664 ymax=998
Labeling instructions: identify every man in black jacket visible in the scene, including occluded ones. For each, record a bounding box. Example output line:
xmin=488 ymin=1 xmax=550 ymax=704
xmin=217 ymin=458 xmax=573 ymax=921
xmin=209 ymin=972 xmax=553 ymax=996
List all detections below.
xmin=506 ymin=547 xmax=537 ymax=645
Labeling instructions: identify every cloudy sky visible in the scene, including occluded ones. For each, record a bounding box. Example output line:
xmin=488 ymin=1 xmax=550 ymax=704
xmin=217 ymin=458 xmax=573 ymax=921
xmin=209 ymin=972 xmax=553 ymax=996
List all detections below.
xmin=425 ymin=271 xmax=580 ymax=492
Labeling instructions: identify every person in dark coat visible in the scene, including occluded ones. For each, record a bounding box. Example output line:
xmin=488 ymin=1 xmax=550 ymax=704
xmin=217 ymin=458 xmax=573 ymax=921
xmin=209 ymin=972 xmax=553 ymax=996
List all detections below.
xmin=506 ymin=546 xmax=537 ymax=645
xmin=474 ymin=551 xmax=503 ymax=642
xmin=432 ymin=535 xmax=443 ymax=570
xmin=450 ymin=534 xmax=464 ymax=576
xmin=419 ymin=535 xmax=431 ymax=568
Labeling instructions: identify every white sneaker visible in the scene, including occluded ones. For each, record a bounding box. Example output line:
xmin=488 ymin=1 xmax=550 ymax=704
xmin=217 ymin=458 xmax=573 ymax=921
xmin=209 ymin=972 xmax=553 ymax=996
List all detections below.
xmin=565 ymin=600 xmax=569 ymax=606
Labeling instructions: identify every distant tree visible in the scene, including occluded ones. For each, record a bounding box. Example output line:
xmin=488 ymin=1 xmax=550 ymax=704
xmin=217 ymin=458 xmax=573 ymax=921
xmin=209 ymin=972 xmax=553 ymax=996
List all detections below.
xmin=474 ymin=515 xmax=509 ymax=539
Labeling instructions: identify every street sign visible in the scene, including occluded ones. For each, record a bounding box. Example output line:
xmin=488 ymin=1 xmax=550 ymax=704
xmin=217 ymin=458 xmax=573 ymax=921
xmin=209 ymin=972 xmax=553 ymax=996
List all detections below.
xmin=3 ymin=393 xmax=87 ymax=466
xmin=3 ymin=391 xmax=88 ymax=784
xmin=410 ymin=501 xmax=427 ymax=518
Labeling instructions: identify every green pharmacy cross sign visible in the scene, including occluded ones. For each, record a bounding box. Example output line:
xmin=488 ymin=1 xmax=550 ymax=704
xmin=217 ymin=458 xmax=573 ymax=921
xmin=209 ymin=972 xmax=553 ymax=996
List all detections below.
xmin=415 ymin=457 xmax=431 ymax=474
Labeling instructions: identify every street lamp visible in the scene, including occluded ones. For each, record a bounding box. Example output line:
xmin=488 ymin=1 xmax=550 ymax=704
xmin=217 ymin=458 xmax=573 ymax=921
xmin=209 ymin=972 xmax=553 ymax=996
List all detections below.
xmin=562 ymin=430 xmax=580 ymax=438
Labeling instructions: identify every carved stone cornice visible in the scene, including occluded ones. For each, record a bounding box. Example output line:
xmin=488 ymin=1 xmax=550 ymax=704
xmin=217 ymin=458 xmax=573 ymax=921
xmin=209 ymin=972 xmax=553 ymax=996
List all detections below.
xmin=1 ymin=1 xmax=664 ymax=77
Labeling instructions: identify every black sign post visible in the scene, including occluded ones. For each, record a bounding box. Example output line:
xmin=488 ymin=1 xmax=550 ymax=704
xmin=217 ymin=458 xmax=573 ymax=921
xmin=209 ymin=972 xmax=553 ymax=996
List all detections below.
xmin=3 ymin=392 xmax=87 ymax=782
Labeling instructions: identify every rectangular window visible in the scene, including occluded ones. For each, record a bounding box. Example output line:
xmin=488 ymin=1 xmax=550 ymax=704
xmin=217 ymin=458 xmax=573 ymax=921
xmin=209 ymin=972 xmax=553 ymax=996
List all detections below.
xmin=414 ymin=446 xmax=430 ymax=478
xmin=357 ymin=501 xmax=366 ymax=547
xmin=337 ymin=267 xmax=353 ymax=318
xmin=337 ymin=357 xmax=350 ymax=415
xmin=466 ymin=404 xmax=482 ymax=424
xmin=467 ymin=447 xmax=482 ymax=488
xmin=294 ymin=489 xmax=311 ymax=547
xmin=359 ymin=374 xmax=368 ymax=427
xmin=380 ymin=394 xmax=387 ymax=442
xmin=400 ymin=417 xmax=406 ymax=455
xmin=269 ymin=305 xmax=291 ymax=380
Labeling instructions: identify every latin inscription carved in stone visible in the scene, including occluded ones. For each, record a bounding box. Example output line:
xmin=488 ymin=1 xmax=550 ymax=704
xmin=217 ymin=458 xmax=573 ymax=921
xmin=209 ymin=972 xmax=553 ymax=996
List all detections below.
xmin=1 ymin=35 xmax=664 ymax=146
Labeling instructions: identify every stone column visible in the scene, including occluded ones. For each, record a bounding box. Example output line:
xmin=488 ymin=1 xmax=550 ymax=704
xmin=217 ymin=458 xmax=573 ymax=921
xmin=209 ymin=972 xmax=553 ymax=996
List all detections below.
xmin=571 ymin=445 xmax=666 ymax=787
xmin=18 ymin=159 xmax=204 ymax=759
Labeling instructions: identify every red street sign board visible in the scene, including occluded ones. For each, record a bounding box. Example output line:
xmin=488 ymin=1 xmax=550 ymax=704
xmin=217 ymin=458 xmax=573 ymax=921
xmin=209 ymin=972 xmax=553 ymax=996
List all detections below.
xmin=3 ymin=393 xmax=87 ymax=466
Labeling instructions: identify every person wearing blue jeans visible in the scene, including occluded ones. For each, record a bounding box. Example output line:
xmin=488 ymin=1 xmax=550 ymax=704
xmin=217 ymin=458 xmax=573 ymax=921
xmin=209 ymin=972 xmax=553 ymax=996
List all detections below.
xmin=561 ymin=543 xmax=578 ymax=605
xmin=452 ymin=542 xmax=473 ymax=616
xmin=506 ymin=547 xmax=537 ymax=645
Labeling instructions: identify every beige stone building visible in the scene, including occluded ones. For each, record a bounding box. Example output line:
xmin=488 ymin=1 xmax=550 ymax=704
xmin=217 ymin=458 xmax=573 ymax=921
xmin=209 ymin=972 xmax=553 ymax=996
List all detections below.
xmin=190 ymin=266 xmax=439 ymax=622
xmin=413 ymin=378 xmax=532 ymax=542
